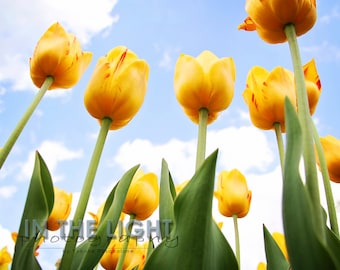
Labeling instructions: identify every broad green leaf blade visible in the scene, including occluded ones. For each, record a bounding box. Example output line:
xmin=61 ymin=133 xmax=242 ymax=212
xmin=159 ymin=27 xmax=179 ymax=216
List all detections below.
xmin=70 ymin=165 xmax=139 ymax=270
xmin=159 ymin=159 xmax=176 ymax=239
xmin=325 ymin=228 xmax=340 ymax=268
xmin=144 ymin=150 xmax=238 ymax=270
xmin=263 ymin=225 xmax=290 ymax=270
xmin=12 ymin=151 xmax=54 ymax=270
xmin=282 ymin=99 xmax=336 ymax=270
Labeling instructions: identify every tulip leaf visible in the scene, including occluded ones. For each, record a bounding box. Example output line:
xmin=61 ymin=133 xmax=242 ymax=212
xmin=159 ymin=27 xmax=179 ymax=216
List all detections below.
xmin=159 ymin=159 xmax=176 ymax=239
xmin=282 ymin=98 xmax=337 ymax=270
xmin=70 ymin=165 xmax=139 ymax=270
xmin=12 ymin=151 xmax=54 ymax=270
xmin=325 ymin=227 xmax=340 ymax=268
xmin=144 ymin=150 xmax=238 ymax=270
xmin=263 ymin=225 xmax=290 ymax=270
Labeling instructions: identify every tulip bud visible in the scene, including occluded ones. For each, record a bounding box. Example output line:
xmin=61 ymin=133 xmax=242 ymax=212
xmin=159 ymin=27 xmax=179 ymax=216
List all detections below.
xmin=243 ymin=60 xmax=321 ymax=131
xmin=122 ymin=170 xmax=159 ymax=220
xmin=238 ymin=0 xmax=317 ymax=44
xmin=30 ymin=22 xmax=92 ymax=89
xmin=215 ymin=169 xmax=252 ymax=218
xmin=47 ymin=186 xmax=72 ymax=231
xmin=174 ymin=50 xmax=235 ymax=124
xmin=316 ymin=135 xmax=340 ymax=183
xmin=84 ymin=46 xmax=149 ymax=130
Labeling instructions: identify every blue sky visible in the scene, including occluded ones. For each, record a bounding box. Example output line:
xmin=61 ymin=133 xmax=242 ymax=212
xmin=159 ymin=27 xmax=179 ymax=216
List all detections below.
xmin=1 ymin=1 xmax=340 ymax=269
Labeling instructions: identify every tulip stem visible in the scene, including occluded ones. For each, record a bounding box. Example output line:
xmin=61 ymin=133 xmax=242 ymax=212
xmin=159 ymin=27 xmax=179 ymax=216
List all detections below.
xmin=284 ymin=23 xmax=324 ymax=239
xmin=274 ymin=123 xmax=284 ymax=174
xmin=311 ymin=122 xmax=339 ymax=236
xmin=59 ymin=117 xmax=112 ymax=270
xmin=0 ymin=76 xmax=54 ymax=169
xmin=232 ymin=214 xmax=240 ymax=269
xmin=195 ymin=108 xmax=209 ymax=170
xmin=116 ymin=214 xmax=136 ymax=270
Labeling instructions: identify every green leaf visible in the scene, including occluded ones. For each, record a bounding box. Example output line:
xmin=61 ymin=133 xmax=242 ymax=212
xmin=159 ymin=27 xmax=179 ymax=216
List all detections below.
xmin=159 ymin=159 xmax=176 ymax=239
xmin=144 ymin=150 xmax=238 ymax=270
xmin=282 ymin=98 xmax=337 ymax=270
xmin=12 ymin=151 xmax=54 ymax=270
xmin=263 ymin=225 xmax=290 ymax=270
xmin=325 ymin=228 xmax=340 ymax=268
xmin=70 ymin=165 xmax=139 ymax=270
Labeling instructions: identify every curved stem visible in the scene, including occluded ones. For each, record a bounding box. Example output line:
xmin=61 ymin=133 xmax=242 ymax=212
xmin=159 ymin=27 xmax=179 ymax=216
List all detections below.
xmin=274 ymin=123 xmax=285 ymax=175
xmin=284 ymin=23 xmax=324 ymax=239
xmin=0 ymin=76 xmax=54 ymax=169
xmin=116 ymin=214 xmax=136 ymax=270
xmin=195 ymin=108 xmax=209 ymax=171
xmin=59 ymin=117 xmax=112 ymax=269
xmin=232 ymin=214 xmax=240 ymax=269
xmin=311 ymin=122 xmax=339 ymax=236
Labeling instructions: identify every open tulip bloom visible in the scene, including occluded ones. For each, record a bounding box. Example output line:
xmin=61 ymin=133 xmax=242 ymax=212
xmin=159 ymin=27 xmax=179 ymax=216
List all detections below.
xmin=3 ymin=2 xmax=340 ymax=270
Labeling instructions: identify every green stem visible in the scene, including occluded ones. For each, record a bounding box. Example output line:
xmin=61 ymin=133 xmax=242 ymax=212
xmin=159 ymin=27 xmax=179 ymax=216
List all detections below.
xmin=195 ymin=108 xmax=209 ymax=170
xmin=116 ymin=214 xmax=136 ymax=270
xmin=0 ymin=76 xmax=54 ymax=169
xmin=274 ymin=123 xmax=285 ymax=174
xmin=59 ymin=117 xmax=112 ymax=269
xmin=233 ymin=214 xmax=240 ymax=269
xmin=311 ymin=122 xmax=339 ymax=236
xmin=284 ymin=24 xmax=324 ymax=238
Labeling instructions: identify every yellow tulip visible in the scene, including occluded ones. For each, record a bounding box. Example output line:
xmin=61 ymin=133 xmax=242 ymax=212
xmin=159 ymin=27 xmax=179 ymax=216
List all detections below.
xmin=11 ymin=232 xmax=43 ymax=256
xmin=175 ymin=180 xmax=189 ymax=194
xmin=30 ymin=22 xmax=92 ymax=89
xmin=0 ymin=246 xmax=11 ymax=270
xmin=47 ymin=186 xmax=72 ymax=231
xmin=84 ymin=46 xmax=149 ymax=130
xmin=88 ymin=202 xmax=125 ymax=227
xmin=238 ymin=0 xmax=317 ymax=44
xmin=243 ymin=60 xmax=321 ymax=131
xmin=174 ymin=50 xmax=235 ymax=124
xmin=215 ymin=169 xmax=252 ymax=218
xmin=272 ymin=232 xmax=289 ymax=260
xmin=316 ymin=136 xmax=340 ymax=183
xmin=100 ymin=237 xmax=137 ymax=270
xmin=257 ymin=262 xmax=267 ymax=270
xmin=122 ymin=170 xmax=159 ymax=220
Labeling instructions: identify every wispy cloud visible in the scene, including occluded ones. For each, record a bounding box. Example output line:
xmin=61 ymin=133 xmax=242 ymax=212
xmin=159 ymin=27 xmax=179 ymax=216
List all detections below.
xmin=319 ymin=6 xmax=340 ymax=24
xmin=114 ymin=125 xmax=275 ymax=182
xmin=0 ymin=185 xmax=17 ymax=199
xmin=19 ymin=140 xmax=83 ymax=182
xmin=301 ymin=41 xmax=340 ymax=63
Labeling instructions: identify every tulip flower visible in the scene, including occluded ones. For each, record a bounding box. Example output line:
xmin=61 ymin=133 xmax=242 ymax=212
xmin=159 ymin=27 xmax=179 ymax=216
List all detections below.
xmin=122 ymin=170 xmax=159 ymax=220
xmin=175 ymin=180 xmax=189 ymax=194
xmin=47 ymin=187 xmax=72 ymax=231
xmin=89 ymin=202 xmax=125 ymax=226
xmin=30 ymin=22 xmax=92 ymax=89
xmin=243 ymin=59 xmax=321 ymax=131
xmin=84 ymin=46 xmax=149 ymax=130
xmin=174 ymin=50 xmax=235 ymax=124
xmin=272 ymin=232 xmax=289 ymax=260
xmin=11 ymin=232 xmax=43 ymax=256
xmin=257 ymin=262 xmax=267 ymax=270
xmin=0 ymin=246 xmax=11 ymax=269
xmin=100 ymin=237 xmax=138 ymax=270
xmin=238 ymin=0 xmax=317 ymax=44
xmin=215 ymin=169 xmax=252 ymax=218
xmin=316 ymin=135 xmax=340 ymax=183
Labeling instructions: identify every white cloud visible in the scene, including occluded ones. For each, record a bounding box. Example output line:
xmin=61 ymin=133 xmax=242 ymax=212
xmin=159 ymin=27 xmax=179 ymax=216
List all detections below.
xmin=114 ymin=125 xmax=275 ymax=182
xmin=319 ymin=6 xmax=340 ymax=24
xmin=0 ymin=185 xmax=17 ymax=199
xmin=0 ymin=0 xmax=119 ymax=92
xmin=301 ymin=41 xmax=340 ymax=63
xmin=19 ymin=140 xmax=83 ymax=182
